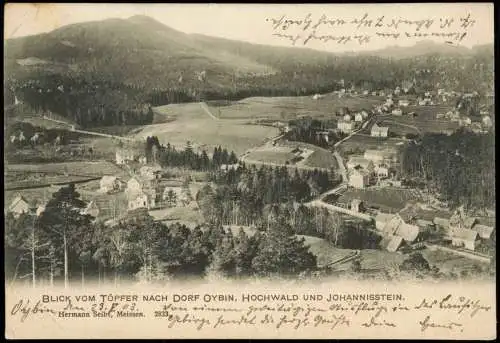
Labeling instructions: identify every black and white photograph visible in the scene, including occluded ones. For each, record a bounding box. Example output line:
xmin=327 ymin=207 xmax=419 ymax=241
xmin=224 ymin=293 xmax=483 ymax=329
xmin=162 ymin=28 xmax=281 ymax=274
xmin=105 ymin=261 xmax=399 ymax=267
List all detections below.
xmin=4 ymin=3 xmax=496 ymax=339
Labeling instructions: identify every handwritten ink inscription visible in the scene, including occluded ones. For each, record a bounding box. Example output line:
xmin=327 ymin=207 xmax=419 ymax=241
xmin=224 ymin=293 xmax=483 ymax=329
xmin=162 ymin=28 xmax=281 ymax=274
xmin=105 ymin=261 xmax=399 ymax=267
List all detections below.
xmin=7 ymin=292 xmax=492 ymax=335
xmin=266 ymin=13 xmax=477 ymax=46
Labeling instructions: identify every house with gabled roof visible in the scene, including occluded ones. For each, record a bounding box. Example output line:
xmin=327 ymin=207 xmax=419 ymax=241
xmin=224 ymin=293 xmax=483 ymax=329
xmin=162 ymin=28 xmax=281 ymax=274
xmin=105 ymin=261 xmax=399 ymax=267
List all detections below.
xmin=379 ymin=235 xmax=405 ymax=252
xmin=8 ymin=195 xmax=34 ymax=218
xmin=451 ymin=229 xmax=480 ymax=251
xmin=370 ymin=123 xmax=389 ymax=137
xmin=472 ymin=224 xmax=494 ymax=240
xmin=348 ymin=166 xmax=370 ymax=189
xmin=347 ymin=156 xmax=374 ymax=172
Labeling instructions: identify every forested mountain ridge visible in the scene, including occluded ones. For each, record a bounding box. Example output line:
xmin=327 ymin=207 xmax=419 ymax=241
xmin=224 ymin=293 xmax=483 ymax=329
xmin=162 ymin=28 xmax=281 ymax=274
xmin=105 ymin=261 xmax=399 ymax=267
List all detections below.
xmin=4 ymin=15 xmax=494 ymax=128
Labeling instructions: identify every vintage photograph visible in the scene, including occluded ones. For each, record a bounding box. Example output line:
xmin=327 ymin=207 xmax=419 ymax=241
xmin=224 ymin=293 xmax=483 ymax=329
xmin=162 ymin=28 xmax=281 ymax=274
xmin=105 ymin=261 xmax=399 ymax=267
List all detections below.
xmin=4 ymin=3 xmax=495 ymax=290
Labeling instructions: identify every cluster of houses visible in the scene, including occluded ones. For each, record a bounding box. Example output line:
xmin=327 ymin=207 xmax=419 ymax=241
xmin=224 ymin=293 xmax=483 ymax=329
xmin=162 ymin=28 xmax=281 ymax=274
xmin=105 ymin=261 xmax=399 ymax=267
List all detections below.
xmin=120 ymin=165 xmax=191 ymax=211
xmin=6 ymin=193 xmax=99 ymax=220
xmin=371 ymin=204 xmax=495 ymax=253
xmin=435 ymin=110 xmax=492 ymax=134
xmin=336 ymin=110 xmax=369 ymax=134
xmin=346 ymin=148 xmax=398 ymax=189
xmin=7 ymin=166 xmax=193 ymax=226
xmin=116 ymin=149 xmax=147 ymax=166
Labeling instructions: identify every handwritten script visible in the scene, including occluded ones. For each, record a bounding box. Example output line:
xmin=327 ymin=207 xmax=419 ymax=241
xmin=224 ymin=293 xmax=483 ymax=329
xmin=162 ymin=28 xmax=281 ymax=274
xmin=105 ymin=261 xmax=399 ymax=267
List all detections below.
xmin=266 ymin=13 xmax=477 ymax=46
xmin=8 ymin=292 xmax=492 ymax=335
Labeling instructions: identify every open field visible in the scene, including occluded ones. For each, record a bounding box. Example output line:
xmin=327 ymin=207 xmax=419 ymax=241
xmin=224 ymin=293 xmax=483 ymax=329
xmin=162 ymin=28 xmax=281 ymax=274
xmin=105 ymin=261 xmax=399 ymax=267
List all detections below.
xmin=375 ymin=104 xmax=460 ymax=134
xmin=336 ymin=187 xmax=425 ymax=213
xmin=5 ymin=161 xmax=129 ymax=190
xmin=5 ymin=161 xmax=127 ymax=177
xmin=244 ymin=140 xmax=338 ymax=170
xmin=298 ymin=235 xmax=405 ymax=271
xmin=277 ymin=140 xmax=338 ymax=169
xmin=297 ymin=235 xmax=356 ymax=267
xmin=206 ymin=94 xmax=385 ymax=121
xmin=338 ymin=134 xmax=406 ymax=156
xmin=358 ymin=249 xmax=405 ymax=271
xmin=421 ymin=249 xmax=489 ymax=274
xmin=135 ymin=102 xmax=279 ymax=155
xmin=245 ymin=149 xmax=297 ymax=165
xmin=380 ymin=116 xmax=459 ymax=135
xmin=149 ymin=203 xmax=204 ymax=228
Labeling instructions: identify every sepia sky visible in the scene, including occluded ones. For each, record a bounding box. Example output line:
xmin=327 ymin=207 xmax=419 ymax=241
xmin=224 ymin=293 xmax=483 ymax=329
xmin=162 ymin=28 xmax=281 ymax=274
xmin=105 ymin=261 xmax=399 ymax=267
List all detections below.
xmin=4 ymin=3 xmax=494 ymax=53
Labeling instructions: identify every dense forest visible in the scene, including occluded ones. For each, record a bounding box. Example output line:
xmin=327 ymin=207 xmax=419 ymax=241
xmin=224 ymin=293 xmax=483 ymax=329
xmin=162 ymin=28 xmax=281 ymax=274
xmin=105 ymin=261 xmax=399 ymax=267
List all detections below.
xmin=197 ymin=164 xmax=339 ymax=227
xmin=400 ymin=129 xmax=495 ymax=211
xmin=4 ymin=184 xmax=320 ymax=285
xmin=145 ymin=136 xmax=238 ymax=170
xmin=284 ymin=117 xmax=347 ymax=148
xmin=5 ymin=48 xmax=494 ymax=128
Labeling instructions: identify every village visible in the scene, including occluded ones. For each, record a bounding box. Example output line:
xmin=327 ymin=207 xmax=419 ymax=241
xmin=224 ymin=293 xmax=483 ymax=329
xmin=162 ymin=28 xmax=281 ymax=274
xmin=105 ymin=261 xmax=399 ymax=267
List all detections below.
xmin=270 ymin=82 xmax=495 ymax=265
xmin=6 ymin=81 xmax=495 ymax=275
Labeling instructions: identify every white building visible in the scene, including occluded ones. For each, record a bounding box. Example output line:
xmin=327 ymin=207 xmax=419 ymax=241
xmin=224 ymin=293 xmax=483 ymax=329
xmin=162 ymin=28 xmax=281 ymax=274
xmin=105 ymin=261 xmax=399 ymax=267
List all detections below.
xmin=459 ymin=117 xmax=472 ymax=126
xmin=139 ymin=165 xmax=162 ymax=180
xmin=398 ymin=99 xmax=410 ymax=107
xmin=375 ymin=165 xmax=390 ymax=178
xmin=343 ymin=114 xmax=352 ymax=122
xmin=347 ymin=156 xmax=374 ymax=172
xmin=370 ymin=123 xmax=389 ymax=137
xmin=349 ymin=167 xmax=370 ymax=188
xmin=100 ymin=176 xmax=123 ymax=193
xmin=116 ymin=150 xmax=135 ymax=165
xmin=354 ymin=113 xmax=363 ymax=122
xmin=451 ymin=229 xmax=480 ymax=251
xmin=36 ymin=204 xmax=46 ymax=217
xmin=128 ymin=191 xmax=150 ymax=211
xmin=337 ymin=121 xmax=355 ymax=134
xmin=364 ymin=149 xmax=397 ymax=163
xmin=126 ymin=177 xmax=143 ymax=195
xmin=8 ymin=195 xmax=33 ymax=218
xmin=482 ymin=116 xmax=493 ymax=128
xmin=392 ymin=108 xmax=403 ymax=116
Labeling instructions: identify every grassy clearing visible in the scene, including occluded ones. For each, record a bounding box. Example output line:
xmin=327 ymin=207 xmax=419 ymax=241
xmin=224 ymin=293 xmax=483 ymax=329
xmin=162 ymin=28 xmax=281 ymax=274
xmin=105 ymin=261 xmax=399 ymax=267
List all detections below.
xmin=337 ymin=187 xmax=424 ymax=212
xmin=421 ymin=249 xmax=488 ymax=274
xmin=149 ymin=204 xmax=204 ymax=227
xmin=303 ymin=148 xmax=338 ymax=169
xmin=245 ymin=149 xmax=297 ymax=165
xmin=6 ymin=161 xmax=127 ymax=177
xmin=136 ymin=103 xmax=279 ymax=155
xmin=339 ymin=134 xmax=406 ymax=156
xmin=297 ymin=235 xmax=405 ymax=271
xmin=246 ymin=140 xmax=338 ymax=169
xmin=297 ymin=235 xmax=355 ymax=267
xmin=358 ymin=249 xmax=405 ymax=271
xmin=206 ymin=94 xmax=384 ymax=121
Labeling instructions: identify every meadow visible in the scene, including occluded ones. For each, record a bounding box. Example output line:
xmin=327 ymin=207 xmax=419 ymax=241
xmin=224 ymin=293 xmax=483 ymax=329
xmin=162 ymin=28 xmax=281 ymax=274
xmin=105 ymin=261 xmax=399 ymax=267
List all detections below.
xmin=298 ymin=235 xmax=405 ymax=272
xmin=5 ymin=161 xmax=127 ymax=177
xmin=136 ymin=102 xmax=279 ymax=155
xmin=336 ymin=187 xmax=425 ymax=213
xmin=206 ymin=94 xmax=385 ymax=121
xmin=421 ymin=249 xmax=488 ymax=275
xmin=338 ymin=134 xmax=406 ymax=156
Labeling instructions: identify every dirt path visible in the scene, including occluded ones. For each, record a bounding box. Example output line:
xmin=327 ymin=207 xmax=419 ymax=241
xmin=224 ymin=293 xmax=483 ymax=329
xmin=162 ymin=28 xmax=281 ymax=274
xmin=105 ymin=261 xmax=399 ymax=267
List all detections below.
xmin=200 ymin=102 xmax=219 ymax=120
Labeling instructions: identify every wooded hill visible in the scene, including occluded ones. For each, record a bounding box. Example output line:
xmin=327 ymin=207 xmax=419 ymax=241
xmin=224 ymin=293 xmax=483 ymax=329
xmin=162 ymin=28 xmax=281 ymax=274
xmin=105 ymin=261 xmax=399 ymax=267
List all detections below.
xmin=4 ymin=16 xmax=494 ymax=128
